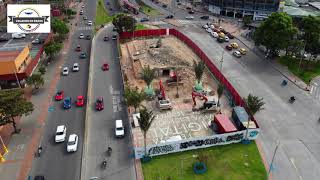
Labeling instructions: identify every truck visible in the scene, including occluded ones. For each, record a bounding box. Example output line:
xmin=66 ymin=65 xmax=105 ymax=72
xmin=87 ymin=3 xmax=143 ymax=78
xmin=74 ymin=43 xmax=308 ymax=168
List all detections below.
xmin=232 ymin=106 xmax=256 ymax=130
xmin=213 ymin=114 xmax=238 ymax=134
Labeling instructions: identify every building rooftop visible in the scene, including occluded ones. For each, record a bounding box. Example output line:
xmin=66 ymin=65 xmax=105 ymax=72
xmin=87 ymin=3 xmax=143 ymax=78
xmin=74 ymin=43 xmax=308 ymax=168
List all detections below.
xmin=309 ymin=2 xmax=320 ymax=10
xmin=0 ymin=47 xmax=25 ymax=62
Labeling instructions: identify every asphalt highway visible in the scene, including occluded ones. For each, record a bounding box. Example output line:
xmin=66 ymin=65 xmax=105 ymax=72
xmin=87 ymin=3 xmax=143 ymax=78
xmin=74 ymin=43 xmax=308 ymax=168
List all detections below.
xmin=29 ymin=1 xmax=96 ymax=179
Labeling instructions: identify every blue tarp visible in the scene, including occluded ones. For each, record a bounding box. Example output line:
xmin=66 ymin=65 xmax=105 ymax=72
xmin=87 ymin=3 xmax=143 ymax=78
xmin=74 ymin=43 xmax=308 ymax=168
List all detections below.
xmin=233 ymin=106 xmax=249 ymax=123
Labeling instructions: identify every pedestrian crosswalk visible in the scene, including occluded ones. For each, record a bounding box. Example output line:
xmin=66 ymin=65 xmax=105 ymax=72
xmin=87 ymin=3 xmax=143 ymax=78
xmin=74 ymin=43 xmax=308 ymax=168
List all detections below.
xmin=309 ymin=82 xmax=320 ymax=100
xmin=77 ymin=26 xmax=94 ymax=31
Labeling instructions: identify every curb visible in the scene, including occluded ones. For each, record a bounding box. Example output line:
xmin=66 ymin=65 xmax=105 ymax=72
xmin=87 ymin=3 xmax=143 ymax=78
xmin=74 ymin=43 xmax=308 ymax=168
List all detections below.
xmin=80 ymin=23 xmax=107 ymax=180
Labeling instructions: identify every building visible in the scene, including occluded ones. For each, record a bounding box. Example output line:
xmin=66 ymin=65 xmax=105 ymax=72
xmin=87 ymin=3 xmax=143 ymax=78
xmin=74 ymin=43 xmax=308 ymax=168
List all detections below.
xmin=203 ymin=0 xmax=281 ymax=20
xmin=0 ymin=46 xmax=32 ymax=89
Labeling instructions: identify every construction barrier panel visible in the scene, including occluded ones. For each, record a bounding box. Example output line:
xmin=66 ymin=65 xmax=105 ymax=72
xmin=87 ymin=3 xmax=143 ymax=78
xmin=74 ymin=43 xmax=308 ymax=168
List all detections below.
xmin=119 ymin=29 xmax=259 ymax=128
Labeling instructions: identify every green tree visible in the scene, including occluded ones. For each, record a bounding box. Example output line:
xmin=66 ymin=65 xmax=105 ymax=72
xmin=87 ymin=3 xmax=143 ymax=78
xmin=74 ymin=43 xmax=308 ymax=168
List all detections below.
xmin=141 ymin=66 xmax=155 ymax=88
xmin=243 ymin=94 xmax=265 ymax=118
xmin=112 ymin=14 xmax=136 ymax=33
xmin=217 ymin=84 xmax=224 ymax=106
xmin=51 ymin=17 xmax=69 ymax=35
xmin=26 ymin=73 xmax=45 ymax=90
xmin=286 ymin=39 xmax=305 ymax=56
xmin=193 ymin=61 xmax=205 ymax=84
xmin=254 ymin=12 xmax=298 ymax=56
xmin=38 ymin=66 xmax=46 ymax=75
xmin=0 ymin=89 xmax=34 ymax=133
xmin=137 ymin=107 xmax=155 ymax=156
xmin=299 ymin=16 xmax=320 ymax=57
xmin=124 ymin=86 xmax=146 ymax=112
xmin=44 ymin=41 xmax=63 ymax=61
xmin=243 ymin=16 xmax=252 ymax=27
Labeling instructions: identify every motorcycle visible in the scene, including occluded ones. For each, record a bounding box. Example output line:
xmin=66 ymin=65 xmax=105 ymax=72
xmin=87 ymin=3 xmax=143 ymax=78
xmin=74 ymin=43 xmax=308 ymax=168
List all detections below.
xmin=281 ymin=80 xmax=288 ymax=86
xmin=101 ymin=160 xmax=107 ymax=169
xmin=289 ymin=96 xmax=295 ymax=103
xmin=107 ymin=147 xmax=112 ymax=156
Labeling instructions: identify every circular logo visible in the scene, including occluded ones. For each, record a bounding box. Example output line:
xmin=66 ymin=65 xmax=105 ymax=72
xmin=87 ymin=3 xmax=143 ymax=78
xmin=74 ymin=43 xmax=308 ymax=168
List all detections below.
xmin=17 ymin=8 xmax=41 ymax=32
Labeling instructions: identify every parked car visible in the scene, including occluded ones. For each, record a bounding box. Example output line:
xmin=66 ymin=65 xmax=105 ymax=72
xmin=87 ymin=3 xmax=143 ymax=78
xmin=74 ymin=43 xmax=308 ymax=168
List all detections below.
xmin=80 ymin=52 xmax=87 ymax=59
xmin=233 ymin=51 xmax=241 ymax=58
xmin=217 ymin=37 xmax=224 ymax=43
xmin=188 ymin=10 xmax=195 ymax=14
xmin=185 ymin=16 xmax=194 ymax=20
xmin=202 ymin=24 xmax=209 ymax=29
xmin=55 ymin=125 xmax=66 ymax=143
xmin=55 ymin=91 xmax=64 ymax=101
xmin=115 ymin=119 xmax=125 ymax=138
xmin=86 ymin=35 xmax=91 ymax=40
xmin=112 ymin=34 xmax=117 ymax=40
xmin=211 ymin=32 xmax=218 ymax=38
xmin=32 ymin=38 xmax=45 ymax=44
xmin=76 ymin=96 xmax=84 ymax=107
xmin=140 ymin=17 xmax=149 ymax=22
xmin=206 ymin=28 xmax=212 ymax=33
xmin=0 ymin=37 xmax=8 ymax=42
xmin=226 ymin=33 xmax=234 ymax=39
xmin=225 ymin=45 xmax=232 ymax=51
xmin=67 ymin=134 xmax=78 ymax=152
xmin=104 ymin=36 xmax=109 ymax=41
xmin=95 ymin=97 xmax=104 ymax=111
xmin=62 ymin=67 xmax=69 ymax=76
xmin=72 ymin=63 xmax=80 ymax=72
xmin=162 ymin=4 xmax=167 ymax=8
xmin=63 ymin=97 xmax=72 ymax=109
xmin=200 ymin=16 xmax=209 ymax=20
xmin=231 ymin=42 xmax=239 ymax=49
xmin=12 ymin=33 xmax=26 ymax=39
xmin=75 ymin=45 xmax=81 ymax=51
xmin=239 ymin=48 xmax=247 ymax=55
xmin=79 ymin=10 xmax=83 ymax=15
xmin=224 ymin=36 xmax=229 ymax=42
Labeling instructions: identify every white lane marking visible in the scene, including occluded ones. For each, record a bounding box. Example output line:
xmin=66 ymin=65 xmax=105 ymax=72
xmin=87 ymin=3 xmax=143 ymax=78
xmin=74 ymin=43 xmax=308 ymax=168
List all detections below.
xmin=314 ymin=82 xmax=318 ymax=86
xmin=290 ymin=158 xmax=303 ymax=180
xmin=310 ymin=86 xmax=314 ymax=94
xmin=109 ymin=85 xmax=113 ymax=94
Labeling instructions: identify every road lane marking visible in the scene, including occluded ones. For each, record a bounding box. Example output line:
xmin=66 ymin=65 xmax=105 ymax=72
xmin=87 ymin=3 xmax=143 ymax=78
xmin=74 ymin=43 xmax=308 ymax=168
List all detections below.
xmin=290 ymin=158 xmax=303 ymax=180
xmin=310 ymin=86 xmax=314 ymax=94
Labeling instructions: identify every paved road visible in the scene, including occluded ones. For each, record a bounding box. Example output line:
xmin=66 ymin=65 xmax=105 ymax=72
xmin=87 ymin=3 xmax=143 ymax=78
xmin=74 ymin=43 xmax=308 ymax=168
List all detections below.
xmin=29 ymin=1 xmax=96 ymax=179
xmin=81 ymin=25 xmax=136 ymax=180
xmin=181 ymin=26 xmax=320 ymax=180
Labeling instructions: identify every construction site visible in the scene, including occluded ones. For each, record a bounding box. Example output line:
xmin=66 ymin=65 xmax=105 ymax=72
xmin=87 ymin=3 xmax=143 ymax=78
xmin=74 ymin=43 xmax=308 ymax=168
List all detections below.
xmin=119 ymin=36 xmax=235 ymax=147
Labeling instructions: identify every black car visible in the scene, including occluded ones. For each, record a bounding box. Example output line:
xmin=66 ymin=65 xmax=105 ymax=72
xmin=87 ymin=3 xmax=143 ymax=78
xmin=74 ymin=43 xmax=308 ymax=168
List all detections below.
xmin=226 ymin=33 xmax=234 ymax=39
xmin=34 ymin=176 xmax=45 ymax=180
xmin=112 ymin=34 xmax=117 ymax=40
xmin=86 ymin=35 xmax=91 ymax=40
xmin=113 ymin=27 xmax=118 ymax=32
xmin=200 ymin=16 xmax=209 ymax=20
xmin=166 ymin=15 xmax=174 ymax=19
xmin=32 ymin=38 xmax=45 ymax=44
xmin=177 ymin=2 xmax=181 ymax=5
xmin=140 ymin=17 xmax=149 ymax=22
xmin=188 ymin=11 xmax=195 ymax=14
xmin=217 ymin=37 xmax=224 ymax=43
xmin=162 ymin=4 xmax=167 ymax=8
xmin=0 ymin=37 xmax=8 ymax=42
xmin=104 ymin=36 xmax=109 ymax=41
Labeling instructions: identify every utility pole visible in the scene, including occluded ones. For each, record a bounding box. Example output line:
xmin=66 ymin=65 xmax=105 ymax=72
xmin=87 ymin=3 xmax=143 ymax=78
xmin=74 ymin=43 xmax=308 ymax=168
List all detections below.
xmin=268 ymin=140 xmax=280 ymax=176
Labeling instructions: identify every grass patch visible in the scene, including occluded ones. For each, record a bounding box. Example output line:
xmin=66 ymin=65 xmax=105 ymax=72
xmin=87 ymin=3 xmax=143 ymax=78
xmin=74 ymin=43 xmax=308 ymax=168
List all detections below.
xmin=142 ymin=142 xmax=267 ymax=180
xmin=139 ymin=2 xmax=161 ymax=16
xmin=95 ymin=0 xmax=114 ymax=26
xmin=278 ymin=56 xmax=320 ymax=83
xmin=136 ymin=24 xmax=148 ymax=30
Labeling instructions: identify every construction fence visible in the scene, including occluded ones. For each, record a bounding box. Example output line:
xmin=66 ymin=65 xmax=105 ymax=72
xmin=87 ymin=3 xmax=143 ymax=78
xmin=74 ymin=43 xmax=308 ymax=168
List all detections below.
xmin=120 ymin=28 xmax=259 ymax=128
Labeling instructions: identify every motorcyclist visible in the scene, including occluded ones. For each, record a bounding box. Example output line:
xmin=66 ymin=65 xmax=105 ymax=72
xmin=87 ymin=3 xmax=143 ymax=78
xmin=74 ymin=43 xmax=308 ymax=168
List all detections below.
xmin=108 ymin=146 xmax=112 ymax=152
xmin=290 ymin=96 xmax=295 ymax=102
xmin=102 ymin=159 xmax=107 ymax=168
xmin=37 ymin=146 xmax=43 ymax=156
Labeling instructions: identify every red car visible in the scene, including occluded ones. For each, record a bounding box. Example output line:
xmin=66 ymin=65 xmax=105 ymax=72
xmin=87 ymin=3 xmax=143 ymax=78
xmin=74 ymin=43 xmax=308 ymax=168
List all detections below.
xmin=76 ymin=96 xmax=85 ymax=107
xmin=102 ymin=63 xmax=109 ymax=71
xmin=55 ymin=91 xmax=64 ymax=101
xmin=75 ymin=45 xmax=81 ymax=52
xmin=225 ymin=45 xmax=232 ymax=51
xmin=95 ymin=97 xmax=104 ymax=111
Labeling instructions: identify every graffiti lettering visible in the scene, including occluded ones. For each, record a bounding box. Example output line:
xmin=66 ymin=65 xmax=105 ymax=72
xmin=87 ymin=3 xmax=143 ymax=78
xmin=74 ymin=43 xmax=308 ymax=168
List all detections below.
xmin=148 ymin=145 xmax=175 ymax=155
xmin=226 ymin=133 xmax=243 ymax=142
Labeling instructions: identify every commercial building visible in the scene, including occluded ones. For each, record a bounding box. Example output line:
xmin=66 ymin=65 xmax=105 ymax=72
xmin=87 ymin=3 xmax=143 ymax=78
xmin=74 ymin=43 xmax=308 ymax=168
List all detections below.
xmin=0 ymin=46 xmax=32 ymax=88
xmin=203 ymin=0 xmax=281 ymax=20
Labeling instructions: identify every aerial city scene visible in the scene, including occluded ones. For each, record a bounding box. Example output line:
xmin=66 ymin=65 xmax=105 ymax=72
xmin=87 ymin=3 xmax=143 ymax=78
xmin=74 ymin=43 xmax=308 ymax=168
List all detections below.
xmin=0 ymin=0 xmax=320 ymax=179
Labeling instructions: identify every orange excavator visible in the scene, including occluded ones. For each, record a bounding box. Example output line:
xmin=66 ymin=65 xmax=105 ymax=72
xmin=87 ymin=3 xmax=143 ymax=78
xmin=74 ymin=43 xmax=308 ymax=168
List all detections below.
xmin=192 ymin=91 xmax=217 ymax=111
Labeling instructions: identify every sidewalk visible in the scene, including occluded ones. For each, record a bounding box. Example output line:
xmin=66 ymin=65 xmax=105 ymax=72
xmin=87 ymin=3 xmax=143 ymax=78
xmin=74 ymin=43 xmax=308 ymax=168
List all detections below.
xmin=0 ymin=2 xmax=81 ymax=180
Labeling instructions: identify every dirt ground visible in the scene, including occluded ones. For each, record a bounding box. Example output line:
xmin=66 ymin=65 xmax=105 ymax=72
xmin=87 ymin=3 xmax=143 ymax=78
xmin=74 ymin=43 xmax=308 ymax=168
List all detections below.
xmin=120 ymin=36 xmax=233 ymax=147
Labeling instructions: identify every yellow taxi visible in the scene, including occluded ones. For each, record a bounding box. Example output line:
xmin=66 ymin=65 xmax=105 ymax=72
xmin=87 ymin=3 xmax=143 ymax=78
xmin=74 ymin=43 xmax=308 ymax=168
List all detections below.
xmin=230 ymin=42 xmax=238 ymax=49
xmin=239 ymin=48 xmax=247 ymax=55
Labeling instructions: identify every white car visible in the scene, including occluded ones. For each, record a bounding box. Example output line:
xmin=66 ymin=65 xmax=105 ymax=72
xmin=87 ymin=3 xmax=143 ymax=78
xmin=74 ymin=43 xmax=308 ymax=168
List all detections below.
xmin=55 ymin=125 xmax=66 ymax=143
xmin=210 ymin=24 xmax=215 ymax=29
xmin=72 ymin=63 xmax=79 ymax=72
xmin=211 ymin=32 xmax=218 ymax=38
xmin=185 ymin=16 xmax=194 ymax=20
xmin=202 ymin=24 xmax=208 ymax=29
xmin=115 ymin=120 xmax=125 ymax=138
xmin=62 ymin=67 xmax=69 ymax=75
xmin=233 ymin=51 xmax=241 ymax=58
xmin=206 ymin=28 xmax=212 ymax=33
xmin=79 ymin=33 xmax=84 ymax=39
xmin=87 ymin=21 xmax=93 ymax=26
xmin=12 ymin=33 xmax=26 ymax=39
xmin=224 ymin=36 xmax=230 ymax=42
xmin=81 ymin=5 xmax=85 ymax=8
xmin=67 ymin=134 xmax=78 ymax=152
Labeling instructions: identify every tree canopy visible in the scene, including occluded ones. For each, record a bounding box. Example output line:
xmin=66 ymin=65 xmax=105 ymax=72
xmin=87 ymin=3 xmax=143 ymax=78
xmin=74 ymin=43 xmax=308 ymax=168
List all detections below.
xmin=0 ymin=89 xmax=34 ymax=133
xmin=44 ymin=41 xmax=63 ymax=60
xmin=193 ymin=61 xmax=205 ymax=83
xmin=26 ymin=73 xmax=45 ymax=90
xmin=137 ymin=107 xmax=155 ymax=156
xmin=243 ymin=94 xmax=265 ymax=117
xmin=112 ymin=14 xmax=136 ymax=33
xmin=141 ymin=66 xmax=155 ymax=87
xmin=299 ymin=15 xmax=320 ymax=56
xmin=254 ymin=12 xmax=298 ymax=55
xmin=51 ymin=17 xmax=69 ymax=35
xmin=124 ymin=86 xmax=146 ymax=112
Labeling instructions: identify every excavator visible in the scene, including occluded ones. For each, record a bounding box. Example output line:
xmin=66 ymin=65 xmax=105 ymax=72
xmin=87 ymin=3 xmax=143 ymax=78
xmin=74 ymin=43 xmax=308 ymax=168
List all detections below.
xmin=191 ymin=91 xmax=217 ymax=111
xmin=157 ymin=80 xmax=172 ymax=110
